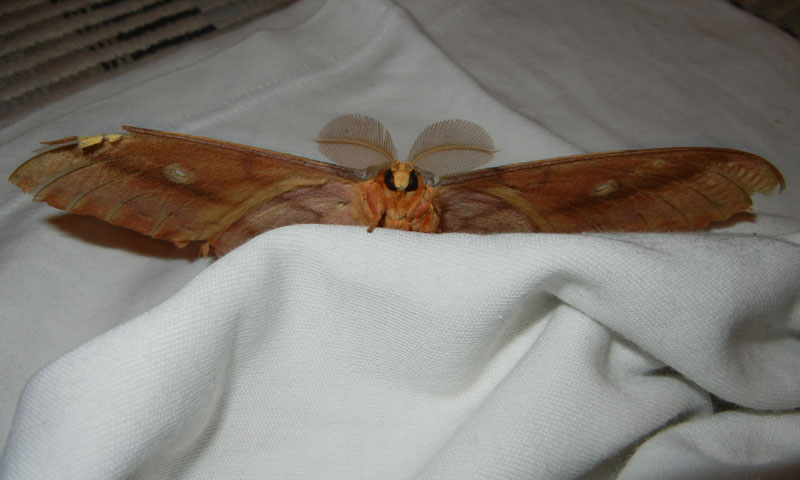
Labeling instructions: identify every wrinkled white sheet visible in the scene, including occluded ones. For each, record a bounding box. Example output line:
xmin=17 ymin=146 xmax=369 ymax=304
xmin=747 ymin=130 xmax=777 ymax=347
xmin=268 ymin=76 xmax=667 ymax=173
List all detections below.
xmin=1 ymin=0 xmax=798 ymax=478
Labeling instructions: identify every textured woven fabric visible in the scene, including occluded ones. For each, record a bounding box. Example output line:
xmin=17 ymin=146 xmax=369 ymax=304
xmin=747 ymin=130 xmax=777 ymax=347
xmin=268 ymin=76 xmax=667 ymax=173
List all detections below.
xmin=3 ymin=227 xmax=800 ymax=478
xmin=1 ymin=0 xmax=799 ymax=478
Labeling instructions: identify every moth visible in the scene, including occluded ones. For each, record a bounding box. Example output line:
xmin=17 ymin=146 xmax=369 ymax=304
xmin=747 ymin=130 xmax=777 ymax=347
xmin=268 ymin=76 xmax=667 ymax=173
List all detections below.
xmin=9 ymin=114 xmax=785 ymax=256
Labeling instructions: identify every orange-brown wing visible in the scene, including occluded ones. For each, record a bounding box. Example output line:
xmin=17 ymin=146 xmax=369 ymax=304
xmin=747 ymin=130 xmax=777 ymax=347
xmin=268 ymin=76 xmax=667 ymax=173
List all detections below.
xmin=436 ymin=147 xmax=785 ymax=233
xmin=9 ymin=126 xmax=366 ymax=256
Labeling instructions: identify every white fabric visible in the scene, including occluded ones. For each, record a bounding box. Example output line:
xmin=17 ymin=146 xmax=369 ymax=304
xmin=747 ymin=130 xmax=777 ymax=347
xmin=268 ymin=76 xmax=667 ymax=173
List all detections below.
xmin=1 ymin=0 xmax=798 ymax=478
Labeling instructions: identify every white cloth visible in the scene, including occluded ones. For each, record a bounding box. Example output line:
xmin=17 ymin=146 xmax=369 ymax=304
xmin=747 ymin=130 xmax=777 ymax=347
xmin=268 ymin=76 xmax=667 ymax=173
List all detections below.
xmin=1 ymin=0 xmax=798 ymax=478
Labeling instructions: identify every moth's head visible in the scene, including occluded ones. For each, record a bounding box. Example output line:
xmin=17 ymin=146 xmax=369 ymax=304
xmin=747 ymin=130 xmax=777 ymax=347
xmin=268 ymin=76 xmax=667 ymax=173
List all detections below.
xmin=384 ymin=162 xmax=419 ymax=193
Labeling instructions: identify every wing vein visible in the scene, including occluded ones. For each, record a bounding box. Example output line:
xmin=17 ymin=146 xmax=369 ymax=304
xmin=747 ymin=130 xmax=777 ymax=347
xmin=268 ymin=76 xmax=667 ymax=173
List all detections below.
xmin=680 ymin=182 xmax=725 ymax=217
xmin=33 ymin=158 xmax=116 ymax=199
xmin=106 ymin=189 xmax=160 ymax=222
xmin=651 ymin=191 xmax=691 ymax=227
xmin=149 ymin=211 xmax=176 ymax=238
xmin=697 ymin=165 xmax=751 ymax=198
xmin=66 ymin=171 xmax=143 ymax=211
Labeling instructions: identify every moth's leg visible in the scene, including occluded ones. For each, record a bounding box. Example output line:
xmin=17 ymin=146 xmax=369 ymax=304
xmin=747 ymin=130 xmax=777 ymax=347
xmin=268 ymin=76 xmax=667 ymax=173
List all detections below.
xmin=360 ymin=182 xmax=384 ymax=232
xmin=366 ymin=206 xmax=385 ymax=232
xmin=408 ymin=186 xmax=440 ymax=233
xmin=366 ymin=210 xmax=383 ymax=232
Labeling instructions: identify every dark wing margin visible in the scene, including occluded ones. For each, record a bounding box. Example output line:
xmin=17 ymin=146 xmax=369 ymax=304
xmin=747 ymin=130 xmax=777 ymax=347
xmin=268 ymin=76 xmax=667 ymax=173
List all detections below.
xmin=10 ymin=126 xmax=365 ymax=255
xmin=436 ymin=147 xmax=784 ymax=233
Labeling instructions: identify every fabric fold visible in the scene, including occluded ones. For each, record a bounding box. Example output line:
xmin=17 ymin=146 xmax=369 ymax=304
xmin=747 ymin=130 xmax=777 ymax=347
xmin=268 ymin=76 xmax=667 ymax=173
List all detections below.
xmin=3 ymin=227 xmax=799 ymax=478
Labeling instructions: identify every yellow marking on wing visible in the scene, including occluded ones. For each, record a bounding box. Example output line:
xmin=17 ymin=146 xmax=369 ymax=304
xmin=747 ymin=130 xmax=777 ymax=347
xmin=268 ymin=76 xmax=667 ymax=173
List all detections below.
xmin=78 ymin=135 xmax=105 ymax=149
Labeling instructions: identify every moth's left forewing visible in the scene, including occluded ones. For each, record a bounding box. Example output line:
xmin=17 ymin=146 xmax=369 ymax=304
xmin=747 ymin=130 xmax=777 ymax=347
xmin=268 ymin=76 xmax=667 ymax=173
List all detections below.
xmin=10 ymin=127 xmax=366 ymax=255
xmin=436 ymin=147 xmax=784 ymax=234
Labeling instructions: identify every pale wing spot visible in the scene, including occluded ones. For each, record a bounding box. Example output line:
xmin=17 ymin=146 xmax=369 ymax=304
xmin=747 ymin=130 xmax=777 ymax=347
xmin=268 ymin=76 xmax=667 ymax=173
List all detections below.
xmin=591 ymin=179 xmax=619 ymax=197
xmin=105 ymin=134 xmax=123 ymax=143
xmin=163 ymin=164 xmax=193 ymax=184
xmin=649 ymin=157 xmax=666 ymax=168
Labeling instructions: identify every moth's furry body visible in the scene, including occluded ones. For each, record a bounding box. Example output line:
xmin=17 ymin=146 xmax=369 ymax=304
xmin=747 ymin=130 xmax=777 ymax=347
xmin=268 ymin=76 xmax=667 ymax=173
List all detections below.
xmin=359 ymin=167 xmax=440 ymax=233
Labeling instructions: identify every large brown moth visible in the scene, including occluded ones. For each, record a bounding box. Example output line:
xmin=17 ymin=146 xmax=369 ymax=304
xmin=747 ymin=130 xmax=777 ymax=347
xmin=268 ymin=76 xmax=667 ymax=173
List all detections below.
xmin=9 ymin=114 xmax=785 ymax=256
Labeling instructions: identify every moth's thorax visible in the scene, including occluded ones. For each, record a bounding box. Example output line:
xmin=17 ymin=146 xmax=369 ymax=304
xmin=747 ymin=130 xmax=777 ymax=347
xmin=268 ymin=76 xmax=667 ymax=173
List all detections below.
xmin=356 ymin=167 xmax=440 ymax=233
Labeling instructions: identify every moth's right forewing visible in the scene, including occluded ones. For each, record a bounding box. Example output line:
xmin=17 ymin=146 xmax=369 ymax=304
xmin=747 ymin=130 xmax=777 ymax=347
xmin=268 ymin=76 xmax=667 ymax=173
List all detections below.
xmin=436 ymin=147 xmax=784 ymax=234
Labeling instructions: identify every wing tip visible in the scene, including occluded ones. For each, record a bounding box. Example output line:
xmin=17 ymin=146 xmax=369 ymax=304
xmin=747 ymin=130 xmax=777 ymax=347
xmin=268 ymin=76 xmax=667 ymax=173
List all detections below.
xmin=738 ymin=149 xmax=786 ymax=195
